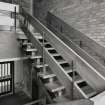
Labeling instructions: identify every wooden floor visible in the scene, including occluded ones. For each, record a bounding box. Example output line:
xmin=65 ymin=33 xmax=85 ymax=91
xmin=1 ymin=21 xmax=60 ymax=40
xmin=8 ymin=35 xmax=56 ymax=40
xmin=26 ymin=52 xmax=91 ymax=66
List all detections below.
xmin=0 ymin=91 xmax=31 ymax=105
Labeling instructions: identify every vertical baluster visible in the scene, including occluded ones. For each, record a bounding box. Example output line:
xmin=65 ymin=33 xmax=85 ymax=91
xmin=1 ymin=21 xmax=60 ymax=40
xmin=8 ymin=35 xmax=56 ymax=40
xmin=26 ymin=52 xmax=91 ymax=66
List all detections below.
xmin=14 ymin=6 xmax=17 ymax=32
xmin=5 ymin=63 xmax=7 ymax=77
xmin=1 ymin=64 xmax=2 ymax=79
xmin=2 ymin=82 xmax=4 ymax=93
xmin=0 ymin=64 xmax=1 ymax=78
xmin=42 ymin=32 xmax=46 ymax=74
xmin=5 ymin=81 xmax=7 ymax=92
xmin=8 ymin=63 xmax=10 ymax=76
xmin=7 ymin=80 xmax=8 ymax=92
xmin=2 ymin=64 xmax=4 ymax=78
xmin=8 ymin=80 xmax=10 ymax=92
xmin=80 ymin=40 xmax=83 ymax=48
xmin=71 ymin=60 xmax=75 ymax=100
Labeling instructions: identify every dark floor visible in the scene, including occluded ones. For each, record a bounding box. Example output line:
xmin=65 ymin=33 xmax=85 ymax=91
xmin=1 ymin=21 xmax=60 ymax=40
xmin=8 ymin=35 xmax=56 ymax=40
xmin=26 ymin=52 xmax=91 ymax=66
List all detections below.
xmin=0 ymin=91 xmax=32 ymax=105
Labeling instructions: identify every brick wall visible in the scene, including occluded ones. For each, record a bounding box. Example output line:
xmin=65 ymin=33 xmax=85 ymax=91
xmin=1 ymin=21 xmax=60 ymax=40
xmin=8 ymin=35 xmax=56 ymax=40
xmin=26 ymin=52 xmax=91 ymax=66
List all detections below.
xmin=20 ymin=0 xmax=33 ymax=14
xmin=34 ymin=0 xmax=74 ymax=24
xmin=33 ymin=0 xmax=105 ymax=24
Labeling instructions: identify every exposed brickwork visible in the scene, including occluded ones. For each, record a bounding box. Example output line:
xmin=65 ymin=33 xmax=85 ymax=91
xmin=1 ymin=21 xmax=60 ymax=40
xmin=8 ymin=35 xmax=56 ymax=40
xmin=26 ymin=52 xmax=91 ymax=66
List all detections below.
xmin=33 ymin=0 xmax=105 ymax=47
xmin=34 ymin=0 xmax=74 ymax=24
xmin=54 ymin=1 xmax=105 ymax=47
xmin=20 ymin=0 xmax=33 ymax=13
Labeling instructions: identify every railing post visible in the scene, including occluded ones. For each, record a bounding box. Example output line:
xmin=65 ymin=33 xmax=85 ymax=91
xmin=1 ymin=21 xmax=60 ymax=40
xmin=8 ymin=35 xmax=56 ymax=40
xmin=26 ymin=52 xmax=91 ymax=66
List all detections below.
xmin=71 ymin=60 xmax=75 ymax=100
xmin=11 ymin=61 xmax=15 ymax=94
xmin=42 ymin=32 xmax=46 ymax=74
xmin=14 ymin=6 xmax=17 ymax=32
xmin=80 ymin=40 xmax=83 ymax=48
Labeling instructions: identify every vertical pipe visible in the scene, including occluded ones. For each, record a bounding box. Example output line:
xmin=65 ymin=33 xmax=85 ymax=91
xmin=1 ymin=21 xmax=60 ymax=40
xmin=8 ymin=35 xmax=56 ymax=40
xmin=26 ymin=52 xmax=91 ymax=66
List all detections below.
xmin=0 ymin=64 xmax=2 ymax=94
xmin=80 ymin=40 xmax=83 ymax=48
xmin=11 ymin=61 xmax=15 ymax=94
xmin=7 ymin=63 xmax=8 ymax=92
xmin=14 ymin=6 xmax=17 ymax=32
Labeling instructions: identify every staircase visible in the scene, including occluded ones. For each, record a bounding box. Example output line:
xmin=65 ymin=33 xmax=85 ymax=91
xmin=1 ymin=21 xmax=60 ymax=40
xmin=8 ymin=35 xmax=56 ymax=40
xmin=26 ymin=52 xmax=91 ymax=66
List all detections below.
xmin=17 ymin=29 xmax=97 ymax=103
xmin=0 ymin=1 xmax=101 ymax=105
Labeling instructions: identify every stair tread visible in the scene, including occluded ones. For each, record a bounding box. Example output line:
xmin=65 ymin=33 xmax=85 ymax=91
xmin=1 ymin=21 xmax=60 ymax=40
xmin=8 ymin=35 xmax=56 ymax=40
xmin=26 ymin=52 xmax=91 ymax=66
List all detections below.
xmin=22 ymin=42 xmax=32 ymax=46
xmin=60 ymin=62 xmax=72 ymax=71
xmin=17 ymin=34 xmax=28 ymax=40
xmin=53 ymin=95 xmax=70 ymax=103
xmin=46 ymin=47 xmax=55 ymax=50
xmin=29 ymin=55 xmax=42 ymax=59
xmin=38 ymin=38 xmax=48 ymax=43
xmin=75 ymin=79 xmax=84 ymax=84
xmin=77 ymin=81 xmax=96 ymax=98
xmin=87 ymin=91 xmax=97 ymax=98
xmin=81 ymin=84 xmax=96 ymax=95
xmin=33 ymin=33 xmax=42 ymax=38
xmin=39 ymin=71 xmax=56 ymax=79
xmin=58 ymin=61 xmax=68 ymax=64
xmin=53 ymin=55 xmax=66 ymax=63
xmin=45 ymin=44 xmax=52 ymax=48
xmin=25 ymin=48 xmax=37 ymax=52
xmin=35 ymin=64 xmax=48 ymax=68
xmin=68 ymin=71 xmax=82 ymax=82
xmin=45 ymin=81 xmax=65 ymax=92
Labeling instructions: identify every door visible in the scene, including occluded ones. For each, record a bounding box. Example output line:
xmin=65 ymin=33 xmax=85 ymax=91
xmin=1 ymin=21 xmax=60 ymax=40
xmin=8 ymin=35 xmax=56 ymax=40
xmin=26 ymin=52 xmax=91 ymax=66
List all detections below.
xmin=0 ymin=61 xmax=14 ymax=96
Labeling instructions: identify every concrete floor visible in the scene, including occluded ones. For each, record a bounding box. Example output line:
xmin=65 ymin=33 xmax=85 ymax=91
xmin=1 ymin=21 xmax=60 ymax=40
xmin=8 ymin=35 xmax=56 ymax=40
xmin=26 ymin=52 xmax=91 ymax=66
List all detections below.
xmin=0 ymin=91 xmax=31 ymax=105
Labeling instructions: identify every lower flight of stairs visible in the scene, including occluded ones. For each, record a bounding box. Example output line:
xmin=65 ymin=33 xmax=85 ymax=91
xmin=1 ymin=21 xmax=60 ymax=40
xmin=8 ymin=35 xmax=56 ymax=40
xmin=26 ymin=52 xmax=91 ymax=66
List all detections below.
xmin=16 ymin=29 xmax=97 ymax=103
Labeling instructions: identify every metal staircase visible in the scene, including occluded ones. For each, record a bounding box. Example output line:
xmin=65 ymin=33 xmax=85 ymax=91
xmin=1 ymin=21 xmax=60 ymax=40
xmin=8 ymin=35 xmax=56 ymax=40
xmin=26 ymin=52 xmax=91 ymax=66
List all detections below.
xmin=0 ymin=1 xmax=101 ymax=105
xmin=17 ymin=30 xmax=97 ymax=103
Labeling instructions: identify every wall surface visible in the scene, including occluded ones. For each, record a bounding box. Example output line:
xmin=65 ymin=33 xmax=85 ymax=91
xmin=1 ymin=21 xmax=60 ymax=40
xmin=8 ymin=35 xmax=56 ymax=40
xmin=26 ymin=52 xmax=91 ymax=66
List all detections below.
xmin=33 ymin=0 xmax=104 ymax=24
xmin=34 ymin=0 xmax=73 ymax=24
xmin=20 ymin=0 xmax=33 ymax=14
